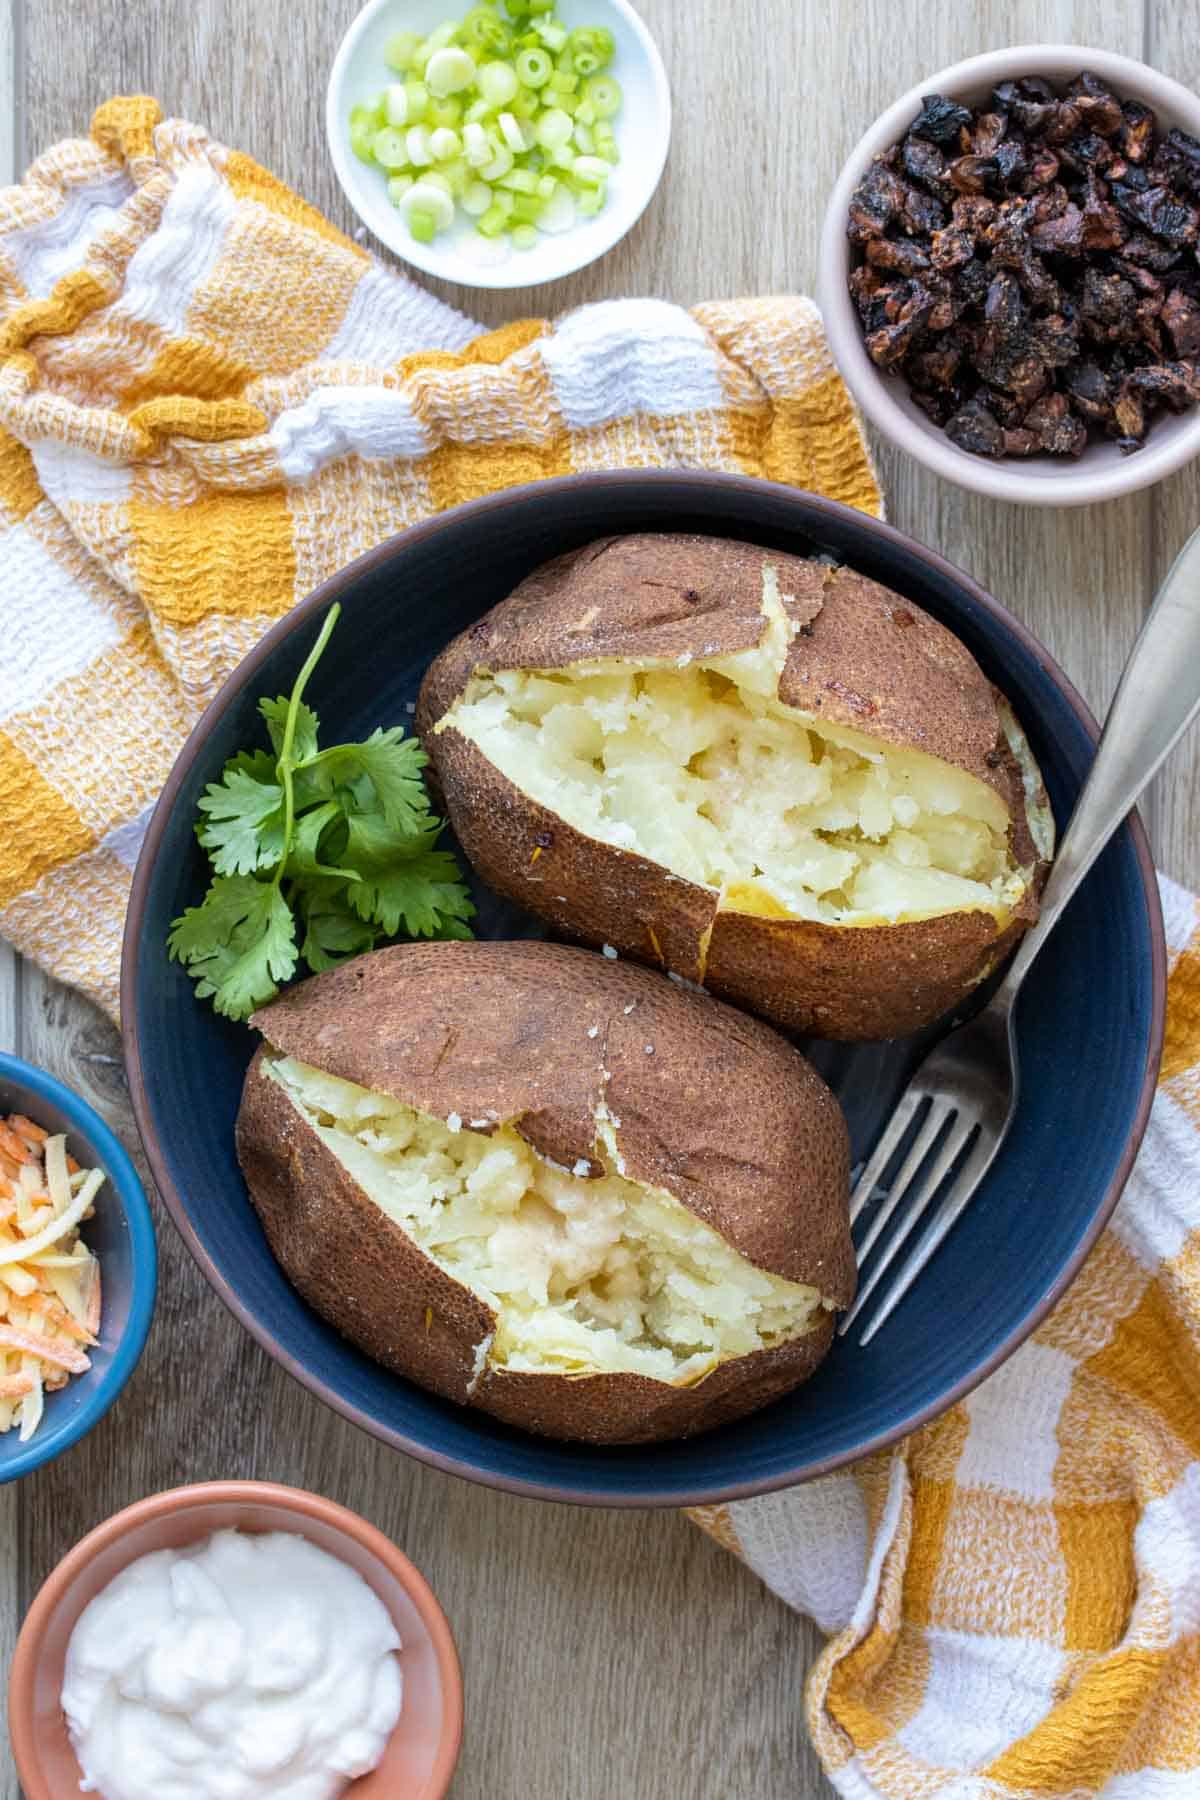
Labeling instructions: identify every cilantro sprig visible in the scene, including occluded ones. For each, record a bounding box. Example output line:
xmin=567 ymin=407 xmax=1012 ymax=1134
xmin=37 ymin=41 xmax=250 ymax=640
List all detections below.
xmin=167 ymin=604 xmax=475 ymax=1020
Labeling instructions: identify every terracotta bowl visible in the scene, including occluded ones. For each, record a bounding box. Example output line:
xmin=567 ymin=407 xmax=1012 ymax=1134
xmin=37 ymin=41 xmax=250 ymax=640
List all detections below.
xmin=818 ymin=44 xmax=1200 ymax=505
xmin=8 ymin=1480 xmax=463 ymax=1800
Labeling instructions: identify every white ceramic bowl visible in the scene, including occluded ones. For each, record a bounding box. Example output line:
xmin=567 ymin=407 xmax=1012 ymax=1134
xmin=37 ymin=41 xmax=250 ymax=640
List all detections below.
xmin=818 ymin=45 xmax=1200 ymax=506
xmin=326 ymin=0 xmax=671 ymax=290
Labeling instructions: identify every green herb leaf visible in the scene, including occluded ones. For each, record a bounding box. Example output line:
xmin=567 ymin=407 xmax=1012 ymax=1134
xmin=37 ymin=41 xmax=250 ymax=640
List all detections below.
xmin=309 ymin=729 xmax=432 ymax=834
xmin=296 ymin=880 xmax=380 ymax=972
xmin=260 ymin=694 xmax=320 ymax=766
xmin=170 ymin=599 xmax=475 ymax=1021
xmin=226 ymin=748 xmax=279 ymax=784
xmin=167 ymin=875 xmax=298 ymax=1019
xmin=287 ymin=801 xmax=362 ymax=882
xmin=195 ymin=767 xmax=285 ymax=876
xmin=346 ymin=830 xmax=477 ymax=939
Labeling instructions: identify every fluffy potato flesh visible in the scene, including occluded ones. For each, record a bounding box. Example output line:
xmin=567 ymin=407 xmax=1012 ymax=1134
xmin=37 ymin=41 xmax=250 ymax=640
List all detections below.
xmin=266 ymin=1055 xmax=829 ymax=1385
xmin=442 ymin=569 xmax=1039 ymax=928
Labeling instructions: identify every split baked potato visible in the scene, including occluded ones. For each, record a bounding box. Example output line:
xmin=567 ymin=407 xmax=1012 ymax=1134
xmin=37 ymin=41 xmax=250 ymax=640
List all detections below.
xmin=417 ymin=534 xmax=1055 ymax=1041
xmin=236 ymin=940 xmax=854 ymax=1444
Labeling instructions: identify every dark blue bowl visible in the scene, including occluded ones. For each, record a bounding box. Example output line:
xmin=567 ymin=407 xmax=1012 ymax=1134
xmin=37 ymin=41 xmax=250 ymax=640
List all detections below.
xmin=121 ymin=473 xmax=1164 ymax=1506
xmin=0 ymin=1056 xmax=156 ymax=1481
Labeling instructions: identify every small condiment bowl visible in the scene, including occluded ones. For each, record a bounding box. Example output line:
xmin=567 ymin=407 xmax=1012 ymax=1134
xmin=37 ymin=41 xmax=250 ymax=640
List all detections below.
xmin=818 ymin=44 xmax=1200 ymax=505
xmin=326 ymin=0 xmax=671 ymax=290
xmin=9 ymin=1480 xmax=464 ymax=1800
xmin=0 ymin=1053 xmax=156 ymax=1484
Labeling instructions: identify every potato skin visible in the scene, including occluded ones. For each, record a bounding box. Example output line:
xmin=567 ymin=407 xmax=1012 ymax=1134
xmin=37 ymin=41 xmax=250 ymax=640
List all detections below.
xmin=417 ymin=534 xmax=1050 ymax=1041
xmin=236 ymin=941 xmax=853 ymax=1445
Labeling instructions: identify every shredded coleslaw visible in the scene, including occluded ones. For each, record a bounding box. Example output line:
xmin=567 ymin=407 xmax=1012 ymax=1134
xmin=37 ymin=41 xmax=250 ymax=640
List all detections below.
xmin=0 ymin=1114 xmax=102 ymax=1441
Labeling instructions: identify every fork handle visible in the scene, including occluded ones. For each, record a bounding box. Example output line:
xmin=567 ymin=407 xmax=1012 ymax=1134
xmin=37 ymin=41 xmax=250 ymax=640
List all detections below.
xmin=994 ymin=523 xmax=1200 ymax=1011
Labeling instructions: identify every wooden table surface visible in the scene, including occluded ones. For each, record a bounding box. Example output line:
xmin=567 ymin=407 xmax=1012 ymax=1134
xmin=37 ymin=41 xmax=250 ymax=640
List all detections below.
xmin=3 ymin=0 xmax=1200 ymax=1794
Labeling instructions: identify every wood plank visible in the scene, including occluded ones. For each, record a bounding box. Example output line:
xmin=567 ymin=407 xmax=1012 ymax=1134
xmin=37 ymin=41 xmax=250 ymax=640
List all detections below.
xmin=10 ymin=0 xmax=1183 ymax=1796
xmin=1144 ymin=2 xmax=1200 ymax=891
xmin=0 ymin=7 xmax=22 ymax=1793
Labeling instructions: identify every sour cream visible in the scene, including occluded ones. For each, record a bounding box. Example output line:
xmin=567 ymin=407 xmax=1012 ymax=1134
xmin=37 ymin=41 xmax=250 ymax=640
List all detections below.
xmin=62 ymin=1529 xmax=404 ymax=1800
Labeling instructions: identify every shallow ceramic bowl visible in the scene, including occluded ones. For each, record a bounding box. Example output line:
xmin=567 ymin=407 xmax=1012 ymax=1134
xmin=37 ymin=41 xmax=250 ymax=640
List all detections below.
xmin=818 ymin=45 xmax=1200 ymax=505
xmin=122 ymin=471 xmax=1164 ymax=1505
xmin=326 ymin=0 xmax=670 ymax=290
xmin=0 ymin=1055 xmax=155 ymax=1483
xmin=8 ymin=1480 xmax=463 ymax=1800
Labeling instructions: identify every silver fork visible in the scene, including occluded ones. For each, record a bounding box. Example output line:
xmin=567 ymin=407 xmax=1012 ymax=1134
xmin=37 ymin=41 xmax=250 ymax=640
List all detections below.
xmin=841 ymin=524 xmax=1200 ymax=1345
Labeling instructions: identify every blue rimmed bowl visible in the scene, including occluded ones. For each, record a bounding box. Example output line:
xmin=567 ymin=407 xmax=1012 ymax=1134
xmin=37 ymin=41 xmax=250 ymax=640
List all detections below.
xmin=121 ymin=472 xmax=1164 ymax=1506
xmin=0 ymin=1056 xmax=157 ymax=1482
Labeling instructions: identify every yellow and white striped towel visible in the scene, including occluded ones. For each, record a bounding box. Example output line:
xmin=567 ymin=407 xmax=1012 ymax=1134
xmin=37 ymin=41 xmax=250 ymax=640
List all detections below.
xmin=2 ymin=99 xmax=1198 ymax=1799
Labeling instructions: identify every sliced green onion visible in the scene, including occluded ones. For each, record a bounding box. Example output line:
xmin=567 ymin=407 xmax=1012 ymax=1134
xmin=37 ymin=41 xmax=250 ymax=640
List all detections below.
xmin=481 ymin=142 xmax=515 ymax=180
xmin=404 ymin=179 xmax=457 ymax=231
xmin=441 ymin=156 xmax=472 ymax=197
xmin=498 ymin=166 xmax=538 ymax=193
xmin=497 ymin=110 xmax=528 ymax=152
xmin=537 ymin=187 xmax=576 ymax=232
xmin=534 ymin=106 xmax=573 ymax=149
xmin=431 ymin=126 xmax=463 ymax=160
xmin=533 ymin=17 xmax=567 ymax=50
xmin=349 ymin=107 xmax=379 ymax=163
xmin=426 ymin=47 xmax=477 ymax=95
xmin=371 ymin=126 xmax=410 ymax=170
xmin=461 ymin=178 xmax=493 ymax=215
xmin=478 ymin=58 xmax=519 ymax=106
xmin=582 ymin=75 xmax=621 ymax=119
xmin=383 ymin=30 xmax=422 ymax=71
xmin=406 ymin=124 xmax=435 ymax=166
xmin=569 ymin=25 xmax=613 ymax=68
xmin=515 ymin=47 xmax=552 ymax=87
xmin=571 ymin=153 xmax=609 ymax=188
xmin=462 ymin=6 xmax=512 ymax=54
xmin=352 ymin=0 xmax=620 ymax=255
xmin=462 ymin=120 xmax=491 ymax=165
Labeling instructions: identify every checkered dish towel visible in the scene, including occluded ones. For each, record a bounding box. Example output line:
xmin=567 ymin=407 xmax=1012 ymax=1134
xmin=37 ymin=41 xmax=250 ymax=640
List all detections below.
xmin=2 ymin=98 xmax=1199 ymax=1800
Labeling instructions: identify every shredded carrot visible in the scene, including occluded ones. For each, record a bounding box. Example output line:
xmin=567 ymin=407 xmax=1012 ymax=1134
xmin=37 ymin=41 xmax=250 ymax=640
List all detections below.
xmin=0 ymin=1124 xmax=33 ymax=1164
xmin=0 ymin=1324 xmax=90 ymax=1374
xmin=0 ymin=1115 xmax=104 ymax=1437
xmin=21 ymin=1291 xmax=94 ymax=1345
xmin=9 ymin=1116 xmax=48 ymax=1146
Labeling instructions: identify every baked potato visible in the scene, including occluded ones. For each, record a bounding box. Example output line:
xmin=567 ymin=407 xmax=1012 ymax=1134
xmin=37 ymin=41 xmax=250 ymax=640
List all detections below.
xmin=236 ymin=940 xmax=854 ymax=1445
xmin=417 ymin=534 xmax=1055 ymax=1041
